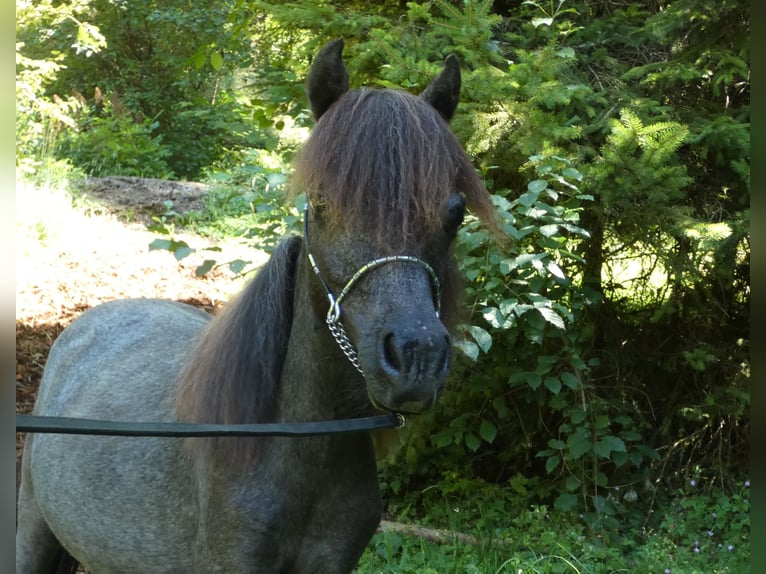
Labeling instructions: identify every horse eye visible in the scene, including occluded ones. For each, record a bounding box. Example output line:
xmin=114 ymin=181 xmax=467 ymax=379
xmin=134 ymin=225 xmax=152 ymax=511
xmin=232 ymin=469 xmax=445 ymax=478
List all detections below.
xmin=443 ymin=194 xmax=466 ymax=237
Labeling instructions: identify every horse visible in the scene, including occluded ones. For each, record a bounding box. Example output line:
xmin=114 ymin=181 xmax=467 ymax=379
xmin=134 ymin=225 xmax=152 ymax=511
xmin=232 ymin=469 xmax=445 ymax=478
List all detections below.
xmin=16 ymin=38 xmax=497 ymax=573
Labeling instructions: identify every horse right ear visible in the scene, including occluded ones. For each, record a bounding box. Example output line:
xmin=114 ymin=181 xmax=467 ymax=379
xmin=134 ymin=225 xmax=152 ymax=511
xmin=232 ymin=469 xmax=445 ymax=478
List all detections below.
xmin=307 ymin=38 xmax=349 ymax=121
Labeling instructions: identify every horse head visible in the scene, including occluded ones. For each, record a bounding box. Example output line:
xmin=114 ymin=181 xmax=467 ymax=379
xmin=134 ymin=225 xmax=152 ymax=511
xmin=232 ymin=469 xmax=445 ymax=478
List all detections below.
xmin=295 ymin=39 xmax=491 ymax=414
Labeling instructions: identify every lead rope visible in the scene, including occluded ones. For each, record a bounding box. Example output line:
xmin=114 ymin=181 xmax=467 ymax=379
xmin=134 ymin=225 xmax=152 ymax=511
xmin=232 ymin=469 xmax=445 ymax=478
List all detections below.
xmin=303 ymin=203 xmax=441 ymax=376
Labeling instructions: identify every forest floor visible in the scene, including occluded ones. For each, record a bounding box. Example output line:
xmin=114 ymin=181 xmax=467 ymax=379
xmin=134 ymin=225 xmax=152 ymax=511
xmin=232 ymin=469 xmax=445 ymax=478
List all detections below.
xmin=15 ymin=176 xmax=262 ymax=492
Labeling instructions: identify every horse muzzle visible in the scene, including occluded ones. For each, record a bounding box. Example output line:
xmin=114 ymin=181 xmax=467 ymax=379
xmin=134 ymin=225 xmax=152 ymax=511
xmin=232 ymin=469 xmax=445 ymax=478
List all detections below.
xmin=364 ymin=321 xmax=451 ymax=414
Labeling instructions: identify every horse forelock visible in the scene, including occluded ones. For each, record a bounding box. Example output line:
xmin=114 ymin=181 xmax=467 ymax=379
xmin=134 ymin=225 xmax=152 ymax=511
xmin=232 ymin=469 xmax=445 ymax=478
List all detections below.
xmin=292 ymin=88 xmax=494 ymax=250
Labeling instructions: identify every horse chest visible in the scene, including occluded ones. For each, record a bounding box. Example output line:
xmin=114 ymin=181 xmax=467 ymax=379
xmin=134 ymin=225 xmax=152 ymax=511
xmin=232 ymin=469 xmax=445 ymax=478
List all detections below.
xmin=216 ymin=437 xmax=382 ymax=572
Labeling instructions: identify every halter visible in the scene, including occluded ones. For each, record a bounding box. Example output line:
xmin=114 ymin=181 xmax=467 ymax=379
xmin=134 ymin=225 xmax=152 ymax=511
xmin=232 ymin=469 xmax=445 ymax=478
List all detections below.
xmin=303 ymin=203 xmax=441 ymax=374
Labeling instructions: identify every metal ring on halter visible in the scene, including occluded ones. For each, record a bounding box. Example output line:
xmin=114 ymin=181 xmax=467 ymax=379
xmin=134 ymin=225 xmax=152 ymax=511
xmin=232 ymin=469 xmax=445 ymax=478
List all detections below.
xmin=303 ymin=202 xmax=442 ymax=375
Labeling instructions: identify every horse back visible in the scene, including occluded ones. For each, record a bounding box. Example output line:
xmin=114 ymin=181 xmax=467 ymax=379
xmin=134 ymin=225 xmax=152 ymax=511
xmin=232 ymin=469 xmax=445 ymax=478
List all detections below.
xmin=34 ymin=298 xmax=210 ymax=418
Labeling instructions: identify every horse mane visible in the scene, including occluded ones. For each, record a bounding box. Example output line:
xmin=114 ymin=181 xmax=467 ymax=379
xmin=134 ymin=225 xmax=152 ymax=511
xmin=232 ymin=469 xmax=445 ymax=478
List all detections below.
xmin=292 ymin=87 xmax=498 ymax=328
xmin=173 ymin=236 xmax=302 ymax=466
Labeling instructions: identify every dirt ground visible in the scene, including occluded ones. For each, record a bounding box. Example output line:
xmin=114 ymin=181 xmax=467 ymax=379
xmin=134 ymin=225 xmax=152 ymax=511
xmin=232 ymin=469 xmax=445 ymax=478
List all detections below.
xmin=15 ymin=176 xmax=264 ymax=495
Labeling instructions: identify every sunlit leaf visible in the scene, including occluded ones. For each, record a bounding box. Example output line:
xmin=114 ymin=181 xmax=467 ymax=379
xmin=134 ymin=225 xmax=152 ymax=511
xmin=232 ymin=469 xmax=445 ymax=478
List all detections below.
xmin=210 ymin=50 xmax=223 ymax=71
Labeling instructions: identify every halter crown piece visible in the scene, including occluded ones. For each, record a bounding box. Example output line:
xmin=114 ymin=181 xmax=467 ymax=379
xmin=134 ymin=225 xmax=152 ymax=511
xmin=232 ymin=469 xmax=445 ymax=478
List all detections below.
xmin=303 ymin=203 xmax=442 ymax=375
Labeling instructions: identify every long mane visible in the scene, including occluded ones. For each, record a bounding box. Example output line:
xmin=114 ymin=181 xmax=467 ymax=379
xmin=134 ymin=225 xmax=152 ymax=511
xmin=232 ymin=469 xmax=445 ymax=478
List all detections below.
xmin=173 ymin=236 xmax=301 ymax=466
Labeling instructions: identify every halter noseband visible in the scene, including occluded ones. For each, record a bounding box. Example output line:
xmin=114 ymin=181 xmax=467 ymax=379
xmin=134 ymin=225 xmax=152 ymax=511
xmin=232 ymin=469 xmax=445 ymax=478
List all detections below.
xmin=303 ymin=203 xmax=441 ymax=375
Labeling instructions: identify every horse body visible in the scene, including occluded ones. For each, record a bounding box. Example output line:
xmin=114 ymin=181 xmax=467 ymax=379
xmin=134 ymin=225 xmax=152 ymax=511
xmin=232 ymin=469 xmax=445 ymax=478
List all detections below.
xmin=19 ymin=290 xmax=382 ymax=573
xmin=17 ymin=39 xmax=498 ymax=573
xmin=17 ymin=300 xmax=207 ymax=572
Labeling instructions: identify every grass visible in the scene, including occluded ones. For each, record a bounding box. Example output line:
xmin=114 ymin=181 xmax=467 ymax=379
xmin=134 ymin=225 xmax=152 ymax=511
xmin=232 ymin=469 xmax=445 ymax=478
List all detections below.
xmin=355 ymin=478 xmax=750 ymax=574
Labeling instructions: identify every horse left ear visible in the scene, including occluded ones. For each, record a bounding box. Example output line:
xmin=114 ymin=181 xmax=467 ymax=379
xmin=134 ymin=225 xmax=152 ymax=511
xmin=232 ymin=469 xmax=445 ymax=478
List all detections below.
xmin=307 ymin=38 xmax=349 ymax=121
xmin=420 ymin=54 xmax=461 ymax=122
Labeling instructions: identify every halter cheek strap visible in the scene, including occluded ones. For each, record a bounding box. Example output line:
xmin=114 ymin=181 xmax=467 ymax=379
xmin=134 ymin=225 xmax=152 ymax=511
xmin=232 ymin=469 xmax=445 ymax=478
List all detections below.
xmin=303 ymin=203 xmax=441 ymax=375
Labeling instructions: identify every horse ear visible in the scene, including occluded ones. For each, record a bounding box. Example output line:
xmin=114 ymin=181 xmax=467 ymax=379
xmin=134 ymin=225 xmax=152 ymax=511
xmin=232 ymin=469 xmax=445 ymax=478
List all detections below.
xmin=420 ymin=54 xmax=461 ymax=122
xmin=307 ymin=38 xmax=349 ymax=121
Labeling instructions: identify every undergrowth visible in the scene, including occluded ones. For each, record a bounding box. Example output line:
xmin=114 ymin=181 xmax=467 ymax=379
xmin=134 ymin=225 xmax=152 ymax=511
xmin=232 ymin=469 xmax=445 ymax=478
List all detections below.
xmin=357 ymin=477 xmax=750 ymax=573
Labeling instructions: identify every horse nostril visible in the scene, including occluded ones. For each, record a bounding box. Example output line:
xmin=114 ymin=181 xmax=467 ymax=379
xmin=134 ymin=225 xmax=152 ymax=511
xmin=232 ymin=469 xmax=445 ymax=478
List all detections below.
xmin=382 ymin=333 xmax=403 ymax=374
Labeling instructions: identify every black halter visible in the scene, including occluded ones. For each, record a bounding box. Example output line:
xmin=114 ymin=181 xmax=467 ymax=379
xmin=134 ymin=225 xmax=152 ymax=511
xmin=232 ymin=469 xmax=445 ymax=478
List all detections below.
xmin=302 ymin=203 xmax=441 ymax=374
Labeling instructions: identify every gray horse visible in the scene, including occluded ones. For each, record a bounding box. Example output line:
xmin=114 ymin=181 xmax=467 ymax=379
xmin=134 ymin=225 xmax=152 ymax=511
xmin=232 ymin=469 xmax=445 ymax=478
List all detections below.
xmin=16 ymin=39 xmax=497 ymax=573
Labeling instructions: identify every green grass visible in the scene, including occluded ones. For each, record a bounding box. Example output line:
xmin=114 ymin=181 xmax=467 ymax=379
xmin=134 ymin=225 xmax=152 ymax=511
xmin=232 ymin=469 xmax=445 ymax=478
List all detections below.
xmin=356 ymin=479 xmax=750 ymax=573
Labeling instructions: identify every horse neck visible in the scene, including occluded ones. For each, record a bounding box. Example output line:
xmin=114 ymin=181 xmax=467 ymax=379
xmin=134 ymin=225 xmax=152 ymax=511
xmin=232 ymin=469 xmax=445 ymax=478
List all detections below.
xmin=276 ymin=252 xmax=367 ymax=423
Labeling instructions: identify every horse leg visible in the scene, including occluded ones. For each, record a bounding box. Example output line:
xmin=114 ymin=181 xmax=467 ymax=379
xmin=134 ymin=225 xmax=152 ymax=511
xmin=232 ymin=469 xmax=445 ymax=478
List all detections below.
xmin=16 ymin=456 xmax=70 ymax=574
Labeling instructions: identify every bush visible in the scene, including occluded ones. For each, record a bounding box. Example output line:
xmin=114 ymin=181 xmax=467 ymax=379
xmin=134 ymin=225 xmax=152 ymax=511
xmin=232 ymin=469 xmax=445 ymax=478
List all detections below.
xmin=58 ymin=95 xmax=174 ymax=179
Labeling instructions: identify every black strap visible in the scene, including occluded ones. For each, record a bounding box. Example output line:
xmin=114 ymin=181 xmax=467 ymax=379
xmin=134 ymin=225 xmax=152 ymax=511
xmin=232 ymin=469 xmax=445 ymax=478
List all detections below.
xmin=15 ymin=413 xmax=404 ymax=437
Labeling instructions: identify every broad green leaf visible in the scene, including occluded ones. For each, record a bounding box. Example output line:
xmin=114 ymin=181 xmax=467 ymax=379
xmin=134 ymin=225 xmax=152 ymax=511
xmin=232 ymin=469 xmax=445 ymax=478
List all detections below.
xmin=554 ymin=493 xmax=578 ymax=511
xmin=433 ymin=429 xmax=453 ymax=448
xmin=210 ymin=50 xmax=223 ymax=71
xmin=545 ymin=455 xmax=560 ymax=474
xmin=535 ymin=354 xmax=557 ymax=373
xmin=148 ymin=238 xmax=171 ymax=251
xmin=544 ymin=376 xmax=562 ymax=395
xmin=482 ymin=307 xmax=506 ymax=329
xmin=548 ymin=438 xmax=566 ymax=450
xmin=527 ymin=179 xmax=548 ymax=193
xmin=613 ymin=451 xmax=628 ymax=467
xmin=593 ymin=440 xmax=612 ymax=459
xmin=565 ymin=475 xmax=581 ymax=492
xmin=546 ymin=261 xmax=566 ymax=279
xmin=517 ymin=190 xmax=539 ymax=207
xmin=539 ymin=224 xmax=559 ymax=237
xmin=537 ymin=307 xmax=566 ymax=330
xmin=174 ymin=245 xmax=193 ymax=261
xmin=192 ymin=50 xmax=206 ymax=69
xmin=493 ymin=396 xmax=509 ymax=419
xmin=561 ymin=372 xmax=580 ymax=389
xmin=593 ymin=436 xmax=626 ymax=459
xmin=524 ymin=372 xmax=542 ymax=390
xmin=468 ymin=325 xmax=493 ymax=353
xmin=195 ymin=259 xmax=216 ymax=277
xmin=619 ymin=430 xmax=642 ymax=441
xmin=593 ymin=495 xmax=611 ymax=512
xmin=532 ymin=17 xmax=553 ymax=28
xmin=464 ymin=432 xmax=480 ymax=453
xmin=594 ymin=415 xmax=610 ymax=429
xmin=513 ymin=304 xmax=534 ymax=317
xmin=563 ymin=167 xmax=584 ymax=181
xmin=570 ymin=407 xmax=586 ymax=424
xmin=229 ymin=259 xmax=248 ymax=274
xmin=455 ymin=339 xmax=479 ymax=362
xmin=480 ymin=419 xmax=498 ymax=444
xmin=629 ymin=451 xmax=644 ymax=467
xmin=567 ymin=428 xmax=592 ymax=459
xmin=603 ymin=435 xmax=627 ymax=452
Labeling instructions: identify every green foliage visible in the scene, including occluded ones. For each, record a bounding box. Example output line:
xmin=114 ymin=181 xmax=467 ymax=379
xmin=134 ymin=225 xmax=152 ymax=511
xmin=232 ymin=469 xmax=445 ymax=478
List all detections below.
xmin=357 ymin=477 xmax=750 ymax=573
xmin=145 ymin=150 xmax=300 ymax=275
xmin=17 ymin=0 xmax=277 ymax=179
xmin=58 ymin=97 xmax=174 ymax=179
